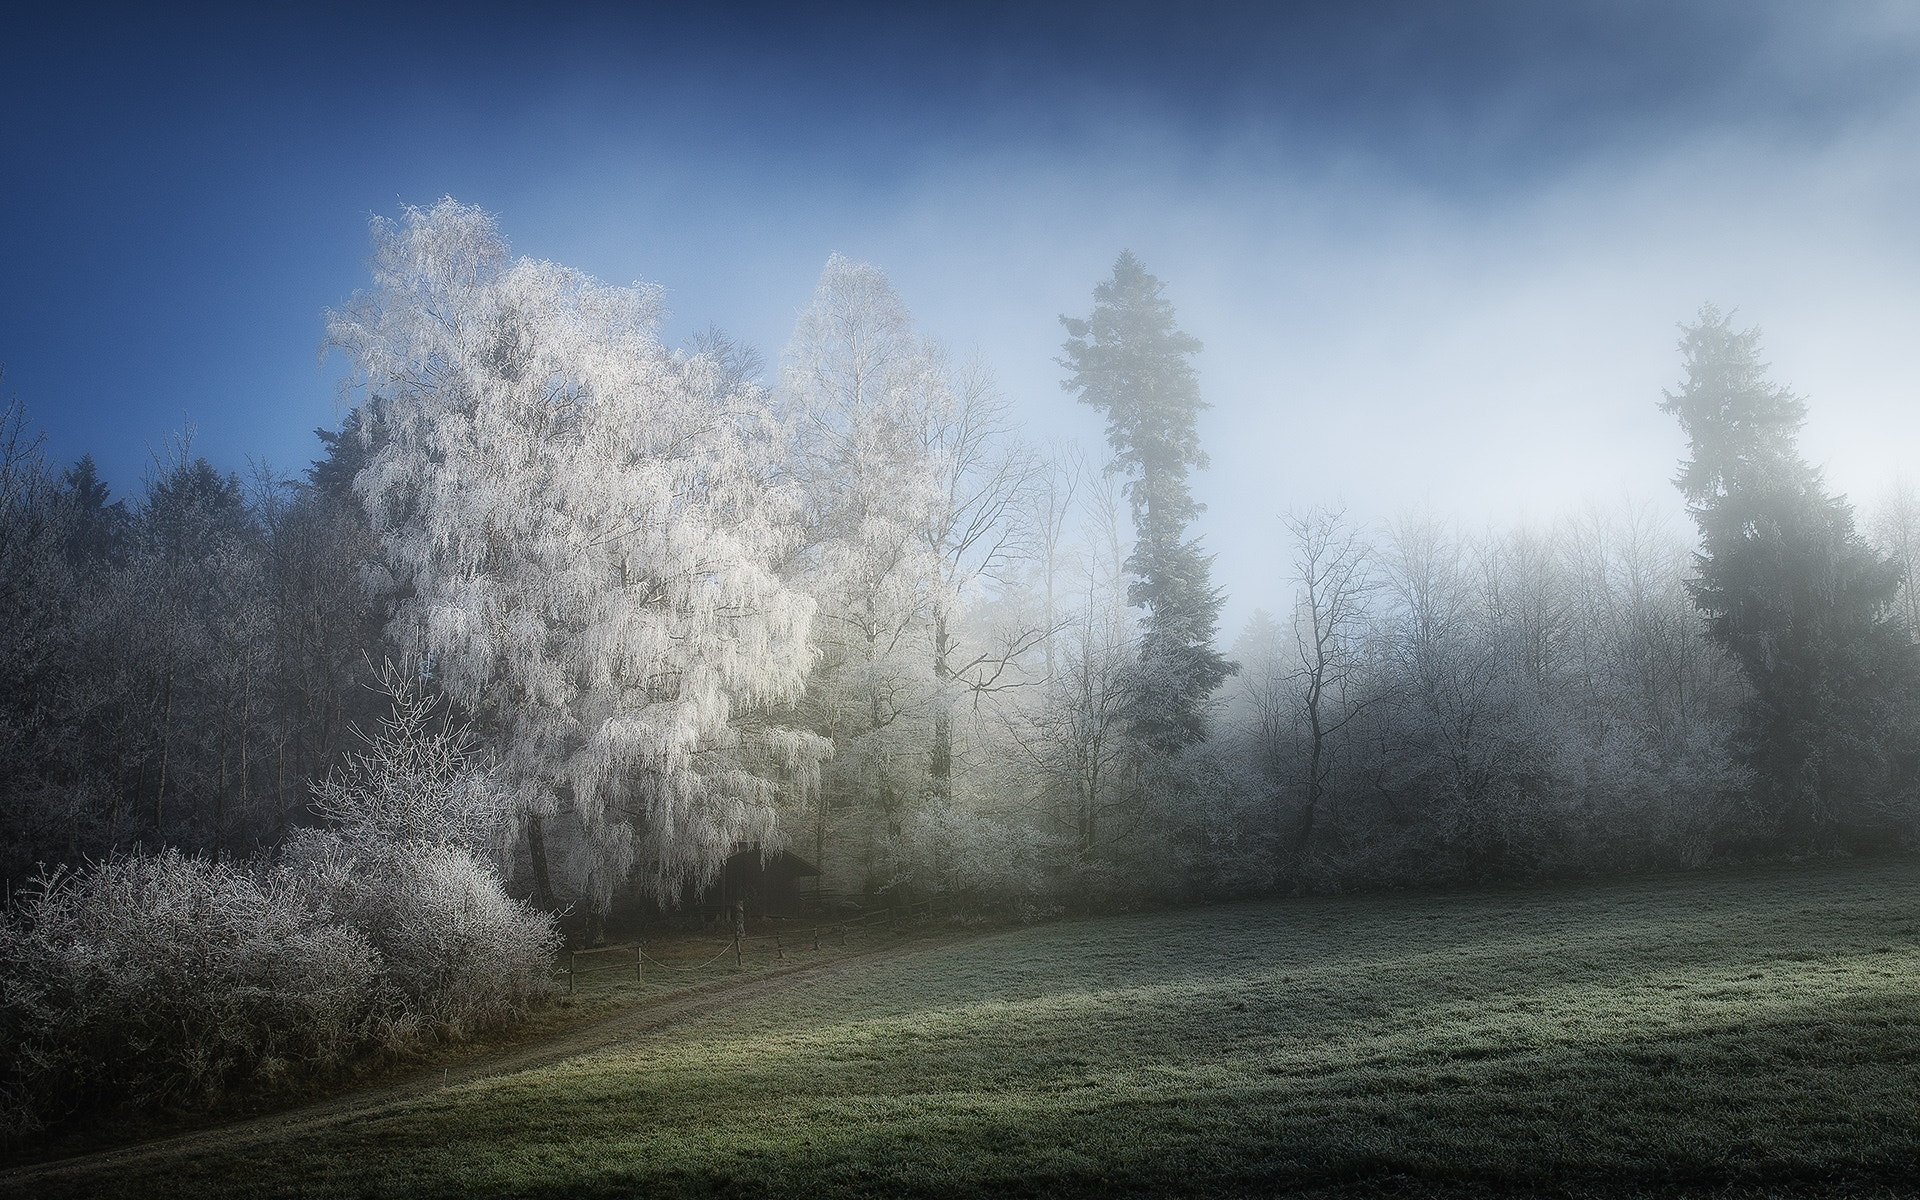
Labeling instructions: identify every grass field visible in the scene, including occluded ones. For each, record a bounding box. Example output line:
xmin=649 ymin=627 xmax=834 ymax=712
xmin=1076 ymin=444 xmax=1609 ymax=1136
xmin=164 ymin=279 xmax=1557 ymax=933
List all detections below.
xmin=7 ymin=859 xmax=1920 ymax=1198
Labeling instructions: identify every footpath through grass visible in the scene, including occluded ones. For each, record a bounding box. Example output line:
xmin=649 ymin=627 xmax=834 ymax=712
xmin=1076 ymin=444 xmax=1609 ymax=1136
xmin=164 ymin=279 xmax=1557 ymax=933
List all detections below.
xmin=8 ymin=859 xmax=1920 ymax=1198
xmin=0 ymin=915 xmax=920 ymax=1167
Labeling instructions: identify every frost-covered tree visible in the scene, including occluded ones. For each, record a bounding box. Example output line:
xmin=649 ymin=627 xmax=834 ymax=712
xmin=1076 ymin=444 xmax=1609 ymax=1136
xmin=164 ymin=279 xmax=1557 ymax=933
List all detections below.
xmin=1284 ymin=506 xmax=1377 ymax=855
xmin=1010 ymin=470 xmax=1142 ymax=869
xmin=1870 ymin=479 xmax=1920 ymax=643
xmin=783 ymin=254 xmax=1038 ymax=896
xmin=327 ymin=199 xmax=824 ymax=909
xmin=58 ymin=455 xmax=126 ymax=567
xmin=307 ymin=662 xmax=511 ymax=857
xmin=1034 ymin=611 xmax=1138 ymax=865
xmin=1555 ymin=503 xmax=1746 ymax=863
xmin=1029 ymin=447 xmax=1085 ymax=677
xmin=0 ymin=399 xmax=81 ymax=882
xmin=126 ymin=447 xmax=275 ymax=856
xmin=782 ymin=254 xmax=944 ymax=888
xmin=257 ymin=436 xmax=391 ymax=826
xmin=1223 ymin=609 xmax=1290 ymax=795
xmin=1369 ymin=514 xmax=1515 ymax=869
xmin=1662 ymin=305 xmax=1916 ymax=850
xmin=919 ymin=361 xmax=1042 ymax=803
xmin=1060 ymin=252 xmax=1233 ymax=756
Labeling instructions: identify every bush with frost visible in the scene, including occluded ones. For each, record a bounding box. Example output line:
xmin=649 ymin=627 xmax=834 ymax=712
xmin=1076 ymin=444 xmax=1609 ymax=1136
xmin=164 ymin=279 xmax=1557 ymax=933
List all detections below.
xmin=290 ymin=664 xmax=558 ymax=1035
xmin=284 ymin=831 xmax=556 ymax=1038
xmin=0 ymin=670 xmax=556 ymax=1139
xmin=0 ymin=851 xmax=378 ymax=1136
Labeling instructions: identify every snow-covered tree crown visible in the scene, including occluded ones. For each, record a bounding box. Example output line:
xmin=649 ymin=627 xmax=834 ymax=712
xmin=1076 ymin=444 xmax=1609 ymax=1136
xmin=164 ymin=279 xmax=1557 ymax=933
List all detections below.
xmin=325 ymin=199 xmax=826 ymax=906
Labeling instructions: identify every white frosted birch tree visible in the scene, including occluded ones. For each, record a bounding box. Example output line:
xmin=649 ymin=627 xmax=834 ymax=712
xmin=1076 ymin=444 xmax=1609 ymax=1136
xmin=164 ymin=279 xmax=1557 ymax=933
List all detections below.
xmin=326 ymin=200 xmax=824 ymax=910
xmin=782 ymin=254 xmax=1041 ymax=894
xmin=781 ymin=254 xmax=943 ymax=889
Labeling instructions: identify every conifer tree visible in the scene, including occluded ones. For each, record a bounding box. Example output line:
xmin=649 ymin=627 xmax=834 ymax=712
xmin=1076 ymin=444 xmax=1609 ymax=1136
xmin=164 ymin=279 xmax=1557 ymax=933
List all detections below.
xmin=1662 ymin=305 xmax=1916 ymax=850
xmin=1061 ymin=252 xmax=1233 ymax=755
xmin=58 ymin=455 xmax=126 ymax=567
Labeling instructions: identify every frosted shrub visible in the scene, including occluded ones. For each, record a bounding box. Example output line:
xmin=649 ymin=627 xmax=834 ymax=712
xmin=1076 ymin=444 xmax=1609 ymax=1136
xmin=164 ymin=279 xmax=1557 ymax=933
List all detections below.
xmin=366 ymin=844 xmax=556 ymax=1030
xmin=294 ymin=670 xmax=558 ymax=1034
xmin=0 ymin=839 xmax=553 ymax=1139
xmin=286 ymin=832 xmax=557 ymax=1037
xmin=0 ymin=680 xmax=558 ymax=1139
xmin=309 ymin=662 xmax=515 ymax=858
xmin=0 ymin=851 xmax=379 ymax=1136
xmin=900 ymin=801 xmax=1053 ymax=913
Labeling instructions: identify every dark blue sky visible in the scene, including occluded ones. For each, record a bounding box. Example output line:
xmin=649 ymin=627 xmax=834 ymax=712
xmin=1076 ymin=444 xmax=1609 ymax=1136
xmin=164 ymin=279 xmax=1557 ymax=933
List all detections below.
xmin=4 ymin=0 xmax=1916 ymax=550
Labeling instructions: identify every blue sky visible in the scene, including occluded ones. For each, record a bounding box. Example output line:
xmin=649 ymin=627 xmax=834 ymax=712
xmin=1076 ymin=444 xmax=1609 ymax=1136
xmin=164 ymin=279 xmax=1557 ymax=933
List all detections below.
xmin=7 ymin=1 xmax=1920 ymax=629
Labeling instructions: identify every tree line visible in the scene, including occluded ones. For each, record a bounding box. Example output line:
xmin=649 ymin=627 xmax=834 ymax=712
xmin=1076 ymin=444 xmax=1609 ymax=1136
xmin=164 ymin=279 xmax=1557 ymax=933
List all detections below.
xmin=4 ymin=200 xmax=1918 ymax=927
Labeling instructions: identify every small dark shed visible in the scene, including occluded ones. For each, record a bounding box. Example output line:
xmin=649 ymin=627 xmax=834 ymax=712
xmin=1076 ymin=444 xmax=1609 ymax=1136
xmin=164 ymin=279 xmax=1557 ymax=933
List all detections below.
xmin=707 ymin=847 xmax=820 ymax=919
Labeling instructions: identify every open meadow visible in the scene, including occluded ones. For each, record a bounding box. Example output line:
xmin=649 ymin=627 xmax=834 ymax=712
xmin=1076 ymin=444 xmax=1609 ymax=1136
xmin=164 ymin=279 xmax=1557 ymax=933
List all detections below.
xmin=7 ymin=857 xmax=1918 ymax=1199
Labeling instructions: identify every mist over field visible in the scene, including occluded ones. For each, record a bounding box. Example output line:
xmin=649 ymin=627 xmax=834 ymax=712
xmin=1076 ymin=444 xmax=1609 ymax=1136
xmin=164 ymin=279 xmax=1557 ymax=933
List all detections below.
xmin=4 ymin=3 xmax=1920 ymax=1196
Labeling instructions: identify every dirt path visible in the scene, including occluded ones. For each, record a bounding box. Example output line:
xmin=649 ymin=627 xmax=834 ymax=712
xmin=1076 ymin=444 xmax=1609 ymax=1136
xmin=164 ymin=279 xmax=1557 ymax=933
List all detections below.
xmin=0 ymin=929 xmax=967 ymax=1191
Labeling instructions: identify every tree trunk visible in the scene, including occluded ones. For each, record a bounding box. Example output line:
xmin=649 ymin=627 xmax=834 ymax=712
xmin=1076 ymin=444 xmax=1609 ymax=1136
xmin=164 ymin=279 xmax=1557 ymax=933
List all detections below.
xmin=929 ymin=611 xmax=952 ymax=802
xmin=1080 ymin=762 xmax=1099 ymax=859
xmin=525 ymin=811 xmax=555 ymax=910
xmin=215 ymin=725 xmax=227 ymax=861
xmin=1300 ymin=675 xmax=1325 ymax=857
xmin=238 ymin=671 xmax=252 ymax=844
xmin=155 ymin=671 xmax=175 ymax=834
xmin=814 ymin=789 xmax=828 ymax=912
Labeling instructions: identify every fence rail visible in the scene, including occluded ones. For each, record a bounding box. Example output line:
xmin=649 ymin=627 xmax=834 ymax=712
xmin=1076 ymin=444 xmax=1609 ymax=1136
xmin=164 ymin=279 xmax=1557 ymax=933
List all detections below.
xmin=559 ymin=898 xmax=943 ymax=993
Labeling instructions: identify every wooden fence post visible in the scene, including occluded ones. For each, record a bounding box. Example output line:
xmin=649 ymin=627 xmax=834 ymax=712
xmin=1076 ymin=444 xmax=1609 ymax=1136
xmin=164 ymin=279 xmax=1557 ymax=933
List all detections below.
xmin=636 ymin=943 xmax=644 ymax=984
xmin=567 ymin=949 xmax=575 ymax=996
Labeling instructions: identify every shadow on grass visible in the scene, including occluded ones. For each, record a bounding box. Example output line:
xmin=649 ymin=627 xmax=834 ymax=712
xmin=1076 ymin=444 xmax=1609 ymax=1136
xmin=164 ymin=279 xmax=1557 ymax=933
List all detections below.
xmin=27 ymin=969 xmax=1914 ymax=1199
xmin=10 ymin=859 xmax=1920 ymax=1199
